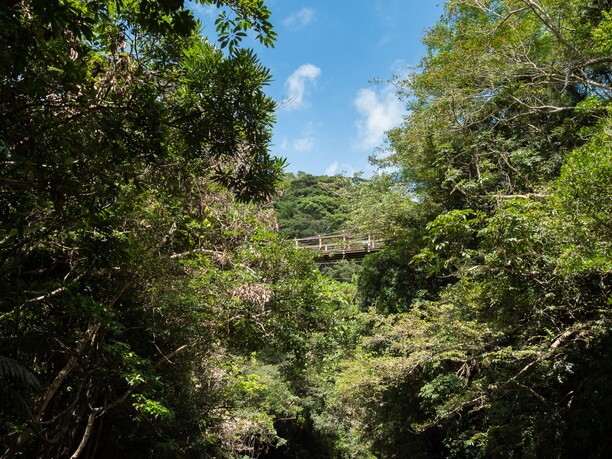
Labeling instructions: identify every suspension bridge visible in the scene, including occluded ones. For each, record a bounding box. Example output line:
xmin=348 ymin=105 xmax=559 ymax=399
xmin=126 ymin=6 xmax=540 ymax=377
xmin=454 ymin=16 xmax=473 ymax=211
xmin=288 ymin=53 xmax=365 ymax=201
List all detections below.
xmin=293 ymin=233 xmax=384 ymax=260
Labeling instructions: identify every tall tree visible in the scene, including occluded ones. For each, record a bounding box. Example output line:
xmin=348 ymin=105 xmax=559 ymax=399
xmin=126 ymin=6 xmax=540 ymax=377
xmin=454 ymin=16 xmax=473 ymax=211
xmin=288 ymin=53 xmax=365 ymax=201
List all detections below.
xmin=329 ymin=0 xmax=612 ymax=456
xmin=0 ymin=1 xmax=291 ymax=457
xmin=385 ymin=0 xmax=610 ymax=207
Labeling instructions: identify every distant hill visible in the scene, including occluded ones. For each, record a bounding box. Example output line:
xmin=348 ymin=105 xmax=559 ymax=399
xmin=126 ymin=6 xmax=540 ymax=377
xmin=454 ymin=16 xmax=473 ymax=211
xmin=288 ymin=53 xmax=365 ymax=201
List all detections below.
xmin=274 ymin=172 xmax=360 ymax=239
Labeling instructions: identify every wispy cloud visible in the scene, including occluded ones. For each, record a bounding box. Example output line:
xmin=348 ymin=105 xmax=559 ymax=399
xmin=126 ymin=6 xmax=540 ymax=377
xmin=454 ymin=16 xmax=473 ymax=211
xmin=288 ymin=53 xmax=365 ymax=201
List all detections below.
xmin=391 ymin=58 xmax=408 ymax=76
xmin=188 ymin=1 xmax=217 ymax=18
xmin=353 ymin=86 xmax=404 ymax=150
xmin=282 ymin=8 xmax=316 ymax=30
xmin=283 ymin=64 xmax=321 ymax=110
xmin=291 ymin=122 xmax=318 ymax=152
xmin=325 ymin=161 xmax=338 ymax=176
xmin=293 ymin=137 xmax=314 ymax=152
xmin=325 ymin=161 xmax=359 ymax=176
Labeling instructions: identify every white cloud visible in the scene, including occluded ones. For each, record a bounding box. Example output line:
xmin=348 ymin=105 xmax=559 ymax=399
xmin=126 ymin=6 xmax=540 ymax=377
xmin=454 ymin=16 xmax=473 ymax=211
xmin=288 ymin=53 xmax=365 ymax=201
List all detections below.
xmin=287 ymin=122 xmax=319 ymax=152
xmin=325 ymin=161 xmax=338 ymax=176
xmin=282 ymin=8 xmax=316 ymax=30
xmin=283 ymin=64 xmax=321 ymax=110
xmin=293 ymin=137 xmax=314 ymax=152
xmin=324 ymin=162 xmax=360 ymax=176
xmin=277 ymin=138 xmax=289 ymax=150
xmin=353 ymin=86 xmax=404 ymax=150
xmin=189 ymin=1 xmax=217 ymax=18
xmin=391 ymin=58 xmax=408 ymax=76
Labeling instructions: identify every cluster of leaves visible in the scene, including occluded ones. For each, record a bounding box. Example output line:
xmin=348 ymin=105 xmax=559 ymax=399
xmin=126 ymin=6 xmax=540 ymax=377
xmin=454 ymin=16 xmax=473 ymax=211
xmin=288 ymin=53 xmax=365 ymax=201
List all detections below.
xmin=89 ymin=185 xmax=357 ymax=458
xmin=317 ymin=0 xmax=612 ymax=457
xmin=0 ymin=1 xmax=344 ymax=457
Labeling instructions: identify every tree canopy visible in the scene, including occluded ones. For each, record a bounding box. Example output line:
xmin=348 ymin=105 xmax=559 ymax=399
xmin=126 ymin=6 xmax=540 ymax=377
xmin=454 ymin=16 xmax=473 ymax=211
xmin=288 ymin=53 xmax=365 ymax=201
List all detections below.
xmin=325 ymin=0 xmax=612 ymax=456
xmin=0 ymin=1 xmax=298 ymax=457
xmin=1 ymin=0 xmax=611 ymax=457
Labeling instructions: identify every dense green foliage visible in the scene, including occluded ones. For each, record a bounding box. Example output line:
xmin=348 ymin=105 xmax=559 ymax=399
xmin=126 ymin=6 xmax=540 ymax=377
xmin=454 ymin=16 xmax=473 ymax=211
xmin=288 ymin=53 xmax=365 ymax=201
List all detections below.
xmin=323 ymin=0 xmax=612 ymax=457
xmin=0 ymin=1 xmax=322 ymax=457
xmin=274 ymin=172 xmax=355 ymax=239
xmin=1 ymin=0 xmax=611 ymax=457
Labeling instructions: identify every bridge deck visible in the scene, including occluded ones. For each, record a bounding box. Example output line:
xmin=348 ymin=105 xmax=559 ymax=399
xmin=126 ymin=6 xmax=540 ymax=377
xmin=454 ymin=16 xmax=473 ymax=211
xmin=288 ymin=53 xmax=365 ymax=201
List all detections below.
xmin=294 ymin=233 xmax=384 ymax=260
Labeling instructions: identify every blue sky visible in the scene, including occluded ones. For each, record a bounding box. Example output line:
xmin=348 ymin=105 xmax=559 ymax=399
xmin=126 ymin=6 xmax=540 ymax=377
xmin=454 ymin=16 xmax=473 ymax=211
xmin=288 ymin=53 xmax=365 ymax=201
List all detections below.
xmin=192 ymin=1 xmax=443 ymax=176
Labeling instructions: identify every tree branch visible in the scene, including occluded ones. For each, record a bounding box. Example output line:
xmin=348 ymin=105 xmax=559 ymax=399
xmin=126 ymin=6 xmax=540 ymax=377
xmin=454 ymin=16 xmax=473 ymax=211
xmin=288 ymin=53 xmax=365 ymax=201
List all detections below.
xmin=69 ymin=411 xmax=96 ymax=459
xmin=520 ymin=0 xmax=582 ymax=57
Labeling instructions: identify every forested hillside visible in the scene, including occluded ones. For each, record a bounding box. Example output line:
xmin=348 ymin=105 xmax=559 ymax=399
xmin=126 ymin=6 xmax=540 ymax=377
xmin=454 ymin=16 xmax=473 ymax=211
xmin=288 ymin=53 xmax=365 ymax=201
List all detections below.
xmin=1 ymin=0 xmax=611 ymax=458
xmin=274 ymin=172 xmax=356 ymax=239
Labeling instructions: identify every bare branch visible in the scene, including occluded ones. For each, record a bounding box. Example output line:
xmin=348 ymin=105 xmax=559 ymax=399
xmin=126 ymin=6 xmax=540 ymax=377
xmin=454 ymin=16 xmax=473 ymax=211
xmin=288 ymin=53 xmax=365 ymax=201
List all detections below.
xmin=478 ymin=193 xmax=549 ymax=201
xmin=154 ymin=344 xmax=190 ymax=367
xmin=170 ymin=248 xmax=226 ymax=259
xmin=520 ymin=0 xmax=582 ymax=57
xmin=69 ymin=412 xmax=96 ymax=459
xmin=24 ymin=286 xmax=68 ymax=304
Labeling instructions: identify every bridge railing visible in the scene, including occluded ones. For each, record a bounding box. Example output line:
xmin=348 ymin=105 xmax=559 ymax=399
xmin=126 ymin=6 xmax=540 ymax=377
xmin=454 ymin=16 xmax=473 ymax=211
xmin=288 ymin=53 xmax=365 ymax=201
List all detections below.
xmin=293 ymin=233 xmax=384 ymax=256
